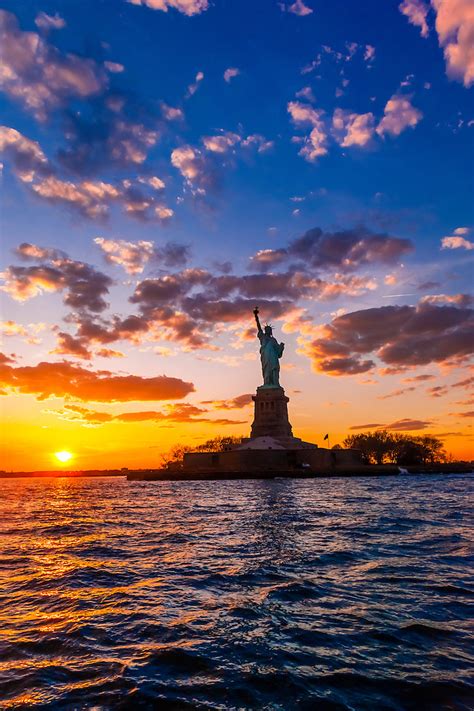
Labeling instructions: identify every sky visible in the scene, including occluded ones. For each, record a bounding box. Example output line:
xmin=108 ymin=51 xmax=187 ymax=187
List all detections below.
xmin=0 ymin=0 xmax=473 ymax=471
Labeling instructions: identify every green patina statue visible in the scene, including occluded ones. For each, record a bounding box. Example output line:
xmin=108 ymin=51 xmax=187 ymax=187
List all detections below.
xmin=253 ymin=306 xmax=285 ymax=388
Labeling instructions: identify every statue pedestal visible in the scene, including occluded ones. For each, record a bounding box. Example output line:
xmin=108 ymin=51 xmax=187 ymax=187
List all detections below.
xmin=250 ymin=386 xmax=293 ymax=439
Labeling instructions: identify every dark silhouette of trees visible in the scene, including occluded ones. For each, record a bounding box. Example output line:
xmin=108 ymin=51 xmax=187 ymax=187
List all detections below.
xmin=195 ymin=436 xmax=242 ymax=452
xmin=160 ymin=436 xmax=242 ymax=468
xmin=160 ymin=444 xmax=192 ymax=468
xmin=343 ymin=430 xmax=446 ymax=465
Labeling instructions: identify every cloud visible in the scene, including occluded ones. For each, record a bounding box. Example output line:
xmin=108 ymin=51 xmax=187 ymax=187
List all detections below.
xmin=94 ymin=238 xmax=155 ymax=274
xmin=441 ymin=227 xmax=474 ymax=250
xmin=160 ymin=102 xmax=184 ymax=121
xmin=185 ymin=71 xmax=204 ymax=98
xmin=421 ymin=293 xmax=473 ymax=307
xmin=58 ymin=114 xmax=160 ymax=173
xmin=96 ymin=348 xmax=125 ymax=358
xmin=52 ymin=331 xmax=94 ymax=359
xmin=0 ymin=352 xmax=16 ymax=365
xmin=171 ymin=131 xmax=273 ymax=194
xmin=201 ymin=393 xmax=253 ymax=409
xmin=9 ymin=228 xmax=407 ymax=362
xmin=241 ymin=134 xmax=274 ymax=152
xmin=127 ymin=0 xmax=209 ymax=16
xmin=349 ymin=423 xmax=385 ymax=430
xmin=34 ymin=12 xmax=66 ymax=31
xmin=285 ymin=0 xmax=313 ymax=16
xmin=22 ymin=366 xmax=192 ymax=407
xmin=0 ymin=320 xmax=46 ymax=345
xmin=104 ymin=61 xmax=124 ymax=74
xmin=290 ymin=92 xmax=421 ymax=161
xmin=30 ymin=174 xmax=174 ymax=222
xmin=62 ymin=265 xmax=381 ymax=356
xmin=1 ymin=245 xmax=112 ymax=312
xmin=155 ymin=242 xmax=191 ymax=267
xmin=350 ymin=418 xmax=433 ymax=431
xmin=224 ymin=67 xmax=240 ymax=83
xmin=0 ymin=128 xmax=173 ymax=220
xmin=48 ymin=401 xmax=243 ymax=426
xmin=399 ymin=0 xmax=430 ymax=38
xmin=0 ymin=359 xmax=195 ymax=402
xmin=402 ymin=373 xmax=435 ymax=382
xmin=452 ymin=375 xmax=474 ymax=388
xmin=290 ymin=0 xmax=313 ymax=15
xmin=288 ymin=101 xmax=323 ymax=126
xmin=304 ymin=298 xmax=474 ymax=375
xmin=0 ymin=10 xmax=107 ymax=121
xmin=364 ymin=45 xmax=376 ymax=62
xmin=385 ymin=418 xmax=434 ymax=430
xmin=202 ymin=131 xmax=241 ymax=153
xmin=125 ymin=268 xmax=299 ymax=348
xmin=0 ymin=126 xmax=51 ymax=182
xmin=378 ymin=386 xmax=416 ymax=399
xmin=249 ymin=226 xmax=413 ymax=272
xmin=302 ymin=42 xmax=376 ymax=75
xmin=171 ymin=144 xmax=214 ymax=194
xmin=376 ymin=95 xmax=423 ymax=137
xmin=62 ymin=314 xmax=152 ymax=358
xmin=201 ymin=131 xmax=272 ymax=156
xmin=295 ymin=86 xmax=316 ymax=102
xmin=94 ymin=237 xmax=190 ymax=274
xmin=432 ymin=0 xmax=474 ymax=87
xmin=427 ymin=385 xmax=449 ymax=397
xmin=288 ymin=101 xmax=328 ymax=161
xmin=332 ymin=109 xmax=375 ymax=147
xmin=31 ymin=176 xmax=120 ymax=219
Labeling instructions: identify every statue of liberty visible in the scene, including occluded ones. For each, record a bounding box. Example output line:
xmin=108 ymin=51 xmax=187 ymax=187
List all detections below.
xmin=253 ymin=306 xmax=285 ymax=387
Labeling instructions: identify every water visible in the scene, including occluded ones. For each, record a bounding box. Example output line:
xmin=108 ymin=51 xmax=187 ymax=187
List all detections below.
xmin=0 ymin=475 xmax=473 ymax=710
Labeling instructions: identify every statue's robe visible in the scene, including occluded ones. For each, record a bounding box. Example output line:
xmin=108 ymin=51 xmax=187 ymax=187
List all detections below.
xmin=258 ymin=332 xmax=284 ymax=386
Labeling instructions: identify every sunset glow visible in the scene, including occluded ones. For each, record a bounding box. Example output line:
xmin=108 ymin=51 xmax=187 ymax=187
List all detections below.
xmin=54 ymin=451 xmax=74 ymax=464
xmin=0 ymin=0 xmax=472 ymax=472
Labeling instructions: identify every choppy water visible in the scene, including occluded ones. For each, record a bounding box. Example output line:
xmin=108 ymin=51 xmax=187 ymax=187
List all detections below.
xmin=0 ymin=475 xmax=473 ymax=710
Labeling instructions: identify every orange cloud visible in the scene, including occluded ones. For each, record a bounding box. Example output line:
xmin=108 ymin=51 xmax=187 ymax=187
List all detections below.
xmin=0 ymin=359 xmax=194 ymax=402
xmin=201 ymin=393 xmax=253 ymax=409
xmin=47 ymin=402 xmax=245 ymax=426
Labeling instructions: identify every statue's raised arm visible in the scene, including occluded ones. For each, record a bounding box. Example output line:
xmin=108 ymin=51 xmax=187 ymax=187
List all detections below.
xmin=253 ymin=306 xmax=263 ymax=335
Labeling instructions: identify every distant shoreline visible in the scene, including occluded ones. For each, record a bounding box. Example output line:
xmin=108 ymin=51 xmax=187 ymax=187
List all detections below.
xmin=0 ymin=470 xmax=125 ymax=479
xmin=1 ymin=464 xmax=472 ymax=479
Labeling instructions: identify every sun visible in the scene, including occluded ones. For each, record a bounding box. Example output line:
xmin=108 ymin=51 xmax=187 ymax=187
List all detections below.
xmin=54 ymin=450 xmax=74 ymax=464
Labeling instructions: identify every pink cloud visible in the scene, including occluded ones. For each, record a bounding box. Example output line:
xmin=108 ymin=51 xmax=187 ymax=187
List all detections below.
xmin=332 ymin=109 xmax=375 ymax=147
xmin=127 ymin=0 xmax=209 ymax=16
xmin=399 ymin=0 xmax=430 ymax=38
xmin=376 ymin=95 xmax=423 ymax=137
xmin=432 ymin=0 xmax=474 ymax=87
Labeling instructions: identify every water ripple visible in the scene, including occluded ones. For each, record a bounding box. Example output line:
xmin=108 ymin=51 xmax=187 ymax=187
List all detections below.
xmin=0 ymin=474 xmax=473 ymax=709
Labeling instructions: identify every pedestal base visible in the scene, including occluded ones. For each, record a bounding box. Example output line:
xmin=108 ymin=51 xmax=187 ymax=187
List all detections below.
xmin=250 ymin=386 xmax=293 ymax=439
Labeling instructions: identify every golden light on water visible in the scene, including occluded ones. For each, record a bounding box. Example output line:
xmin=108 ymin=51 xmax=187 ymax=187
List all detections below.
xmin=54 ymin=450 xmax=74 ymax=464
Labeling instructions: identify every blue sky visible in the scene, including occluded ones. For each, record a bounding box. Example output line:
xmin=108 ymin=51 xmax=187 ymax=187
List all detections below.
xmin=0 ymin=0 xmax=473 ymax=468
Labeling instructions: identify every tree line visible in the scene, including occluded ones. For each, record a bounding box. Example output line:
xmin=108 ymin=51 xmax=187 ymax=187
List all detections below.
xmin=342 ymin=430 xmax=446 ymax=465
